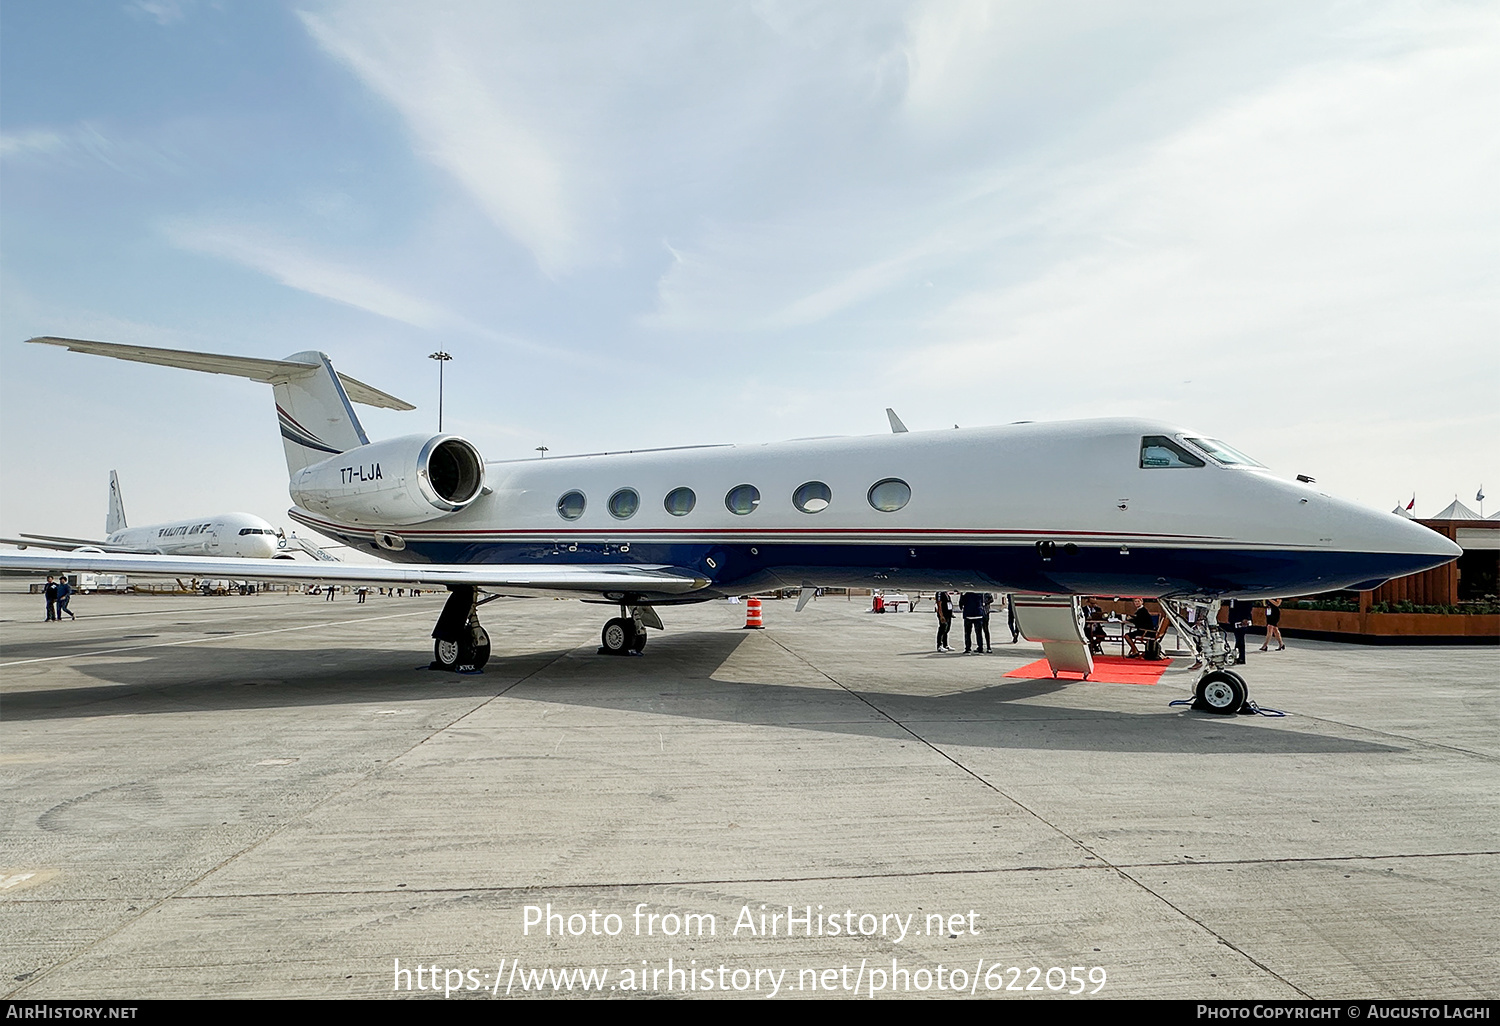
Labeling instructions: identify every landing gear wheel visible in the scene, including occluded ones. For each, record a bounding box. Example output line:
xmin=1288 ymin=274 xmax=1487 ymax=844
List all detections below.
xmin=470 ymin=625 xmax=491 ymax=670
xmin=432 ymin=624 xmax=491 ymax=672
xmin=602 ymin=617 xmax=635 ymax=655
xmin=1195 ymin=670 xmax=1246 ymax=715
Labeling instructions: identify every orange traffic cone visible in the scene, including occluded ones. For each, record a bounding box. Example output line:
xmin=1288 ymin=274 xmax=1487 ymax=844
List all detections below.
xmin=743 ymin=597 xmax=764 ymax=629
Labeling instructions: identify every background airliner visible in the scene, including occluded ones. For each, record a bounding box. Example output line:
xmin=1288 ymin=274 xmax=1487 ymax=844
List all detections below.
xmin=3 ymin=336 xmax=1459 ymax=715
xmin=4 ymin=470 xmax=283 ymax=558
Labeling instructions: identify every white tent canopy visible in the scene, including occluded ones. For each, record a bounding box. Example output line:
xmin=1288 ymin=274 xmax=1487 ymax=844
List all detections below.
xmin=1432 ymin=498 xmax=1480 ymax=520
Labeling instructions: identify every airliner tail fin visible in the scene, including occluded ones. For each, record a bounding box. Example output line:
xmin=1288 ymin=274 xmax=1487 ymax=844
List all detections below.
xmin=106 ymin=470 xmax=128 ymax=534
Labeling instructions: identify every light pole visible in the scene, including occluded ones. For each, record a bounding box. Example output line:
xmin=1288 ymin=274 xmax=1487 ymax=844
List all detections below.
xmin=428 ymin=351 xmax=452 ymax=432
xmin=535 ymin=445 xmax=549 ymax=459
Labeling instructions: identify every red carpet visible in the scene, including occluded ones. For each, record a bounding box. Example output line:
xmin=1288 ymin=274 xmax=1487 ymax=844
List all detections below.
xmin=1004 ymin=655 xmax=1173 ymax=684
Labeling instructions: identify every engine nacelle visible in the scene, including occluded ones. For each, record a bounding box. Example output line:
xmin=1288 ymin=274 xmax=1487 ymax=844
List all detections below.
xmin=289 ymin=434 xmax=485 ymax=526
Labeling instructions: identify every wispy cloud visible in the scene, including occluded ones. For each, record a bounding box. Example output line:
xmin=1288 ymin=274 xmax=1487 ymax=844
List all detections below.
xmin=0 ymin=128 xmax=69 ymax=160
xmin=162 ymin=218 xmax=600 ymax=368
xmin=164 ymin=220 xmax=457 ymax=329
xmin=123 ymin=1 xmax=191 ymax=27
xmin=299 ymin=5 xmax=583 ymax=277
xmin=0 ymin=121 xmax=182 ymax=177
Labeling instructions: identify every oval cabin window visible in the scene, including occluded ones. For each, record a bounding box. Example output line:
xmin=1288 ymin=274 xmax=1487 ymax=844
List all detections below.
xmin=557 ymin=490 xmax=586 ymax=521
xmin=725 ymin=484 xmax=761 ymax=516
xmin=664 ymin=487 xmax=696 ymax=516
xmin=608 ymin=488 xmax=640 ymax=520
xmin=793 ymin=481 xmax=832 ymax=514
xmin=867 ymin=478 xmax=911 ymax=512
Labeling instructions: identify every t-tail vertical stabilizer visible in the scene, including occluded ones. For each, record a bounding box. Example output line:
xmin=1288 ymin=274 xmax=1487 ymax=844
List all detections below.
xmin=273 ymin=351 xmax=371 ymax=475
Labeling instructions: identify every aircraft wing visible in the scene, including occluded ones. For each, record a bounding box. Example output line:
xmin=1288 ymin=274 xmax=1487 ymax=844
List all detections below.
xmin=2 ymin=534 xmax=163 ymax=554
xmin=0 ymin=550 xmax=711 ymax=600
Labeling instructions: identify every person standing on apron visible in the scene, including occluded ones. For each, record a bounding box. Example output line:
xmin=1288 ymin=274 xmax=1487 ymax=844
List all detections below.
xmin=1260 ymin=598 xmax=1284 ymax=651
xmin=56 ymin=576 xmax=76 ymax=620
xmin=935 ymin=591 xmax=954 ymax=652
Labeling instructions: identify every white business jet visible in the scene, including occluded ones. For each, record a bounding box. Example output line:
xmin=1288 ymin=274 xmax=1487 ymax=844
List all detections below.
xmin=3 ymin=336 xmax=1459 ymax=715
xmin=4 ymin=470 xmax=283 ymax=558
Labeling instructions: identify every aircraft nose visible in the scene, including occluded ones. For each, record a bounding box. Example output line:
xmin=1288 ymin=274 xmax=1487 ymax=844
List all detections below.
xmin=1379 ymin=507 xmax=1461 ymax=560
xmin=1420 ymin=524 xmax=1463 ymax=560
xmin=1331 ymin=498 xmax=1461 ymax=576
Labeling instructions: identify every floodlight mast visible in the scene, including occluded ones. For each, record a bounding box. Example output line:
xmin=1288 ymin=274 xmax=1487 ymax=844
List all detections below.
xmin=428 ymin=351 xmax=452 ymax=432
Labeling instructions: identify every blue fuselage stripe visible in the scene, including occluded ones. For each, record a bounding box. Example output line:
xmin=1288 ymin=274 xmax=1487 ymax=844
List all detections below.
xmin=315 ymin=533 xmax=1437 ymax=599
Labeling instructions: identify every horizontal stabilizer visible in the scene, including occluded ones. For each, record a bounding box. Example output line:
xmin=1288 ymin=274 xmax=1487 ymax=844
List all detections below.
xmin=28 ymin=337 xmax=414 ymax=411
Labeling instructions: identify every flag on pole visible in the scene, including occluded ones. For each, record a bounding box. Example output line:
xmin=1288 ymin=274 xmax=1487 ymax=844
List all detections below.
xmin=1406 ymin=496 xmax=1416 ymax=511
xmin=1478 ymin=486 xmax=1486 ymax=503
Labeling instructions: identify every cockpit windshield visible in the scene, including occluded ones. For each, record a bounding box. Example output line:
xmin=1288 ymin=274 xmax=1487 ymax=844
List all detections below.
xmin=1185 ymin=437 xmax=1264 ymax=468
xmin=1140 ymin=436 xmax=1204 ymax=468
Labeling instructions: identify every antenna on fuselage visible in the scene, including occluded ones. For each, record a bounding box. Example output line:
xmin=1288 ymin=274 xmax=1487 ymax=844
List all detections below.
xmin=885 ymin=408 xmax=908 ymax=434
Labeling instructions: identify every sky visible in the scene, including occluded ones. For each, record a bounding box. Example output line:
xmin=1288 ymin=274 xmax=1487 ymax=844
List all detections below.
xmin=2 ymin=0 xmax=1496 ymax=543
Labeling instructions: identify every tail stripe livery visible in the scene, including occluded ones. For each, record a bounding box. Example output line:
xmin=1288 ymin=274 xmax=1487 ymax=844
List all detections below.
xmin=276 ymin=405 xmax=341 ymax=456
xmin=272 ymin=349 xmax=373 ymax=473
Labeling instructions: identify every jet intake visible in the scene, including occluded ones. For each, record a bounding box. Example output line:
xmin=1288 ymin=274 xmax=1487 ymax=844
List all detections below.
xmin=289 ymin=434 xmax=485 ymax=526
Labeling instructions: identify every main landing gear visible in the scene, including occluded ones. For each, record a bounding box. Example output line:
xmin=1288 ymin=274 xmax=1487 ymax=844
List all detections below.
xmin=431 ymin=585 xmax=491 ymax=672
xmin=427 ymin=591 xmax=666 ymax=669
xmin=1158 ymin=598 xmax=1253 ymax=715
xmin=598 ymin=603 xmax=662 ymax=656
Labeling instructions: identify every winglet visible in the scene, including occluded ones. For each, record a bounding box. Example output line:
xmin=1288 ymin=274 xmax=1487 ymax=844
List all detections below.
xmin=886 ymin=408 xmax=909 ymax=433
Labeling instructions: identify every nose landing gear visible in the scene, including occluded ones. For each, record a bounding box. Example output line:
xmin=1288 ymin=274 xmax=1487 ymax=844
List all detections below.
xmin=1159 ymin=598 xmax=1252 ymax=715
xmin=1194 ymin=669 xmax=1247 ymax=715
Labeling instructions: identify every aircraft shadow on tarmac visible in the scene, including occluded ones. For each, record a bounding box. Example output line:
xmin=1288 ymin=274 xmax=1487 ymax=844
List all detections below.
xmin=3 ymin=630 xmax=1403 ymax=757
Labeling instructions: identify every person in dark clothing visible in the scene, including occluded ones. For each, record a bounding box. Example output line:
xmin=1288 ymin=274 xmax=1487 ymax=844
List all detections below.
xmin=44 ymin=576 xmax=58 ymax=621
xmin=980 ymin=593 xmax=994 ymax=653
xmin=1260 ymin=598 xmax=1284 ymax=651
xmin=55 ymin=576 xmax=76 ymax=620
xmin=1082 ymin=599 xmax=1106 ymax=654
xmin=1005 ymin=594 xmax=1020 ymax=643
xmin=960 ymin=592 xmax=986 ymax=653
xmin=935 ymin=591 xmax=954 ymax=652
xmin=1228 ymin=599 xmax=1254 ymax=664
xmin=1125 ymin=598 xmax=1154 ymax=657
